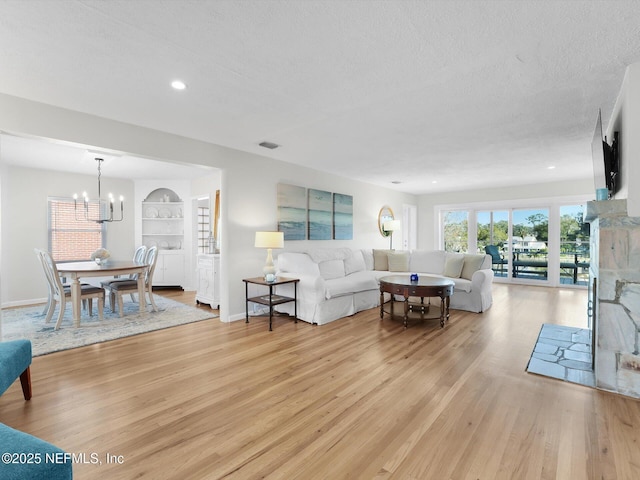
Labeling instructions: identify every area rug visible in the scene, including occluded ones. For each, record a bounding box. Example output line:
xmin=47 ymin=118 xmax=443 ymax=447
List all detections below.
xmin=526 ymin=323 xmax=595 ymax=388
xmin=0 ymin=296 xmax=217 ymax=356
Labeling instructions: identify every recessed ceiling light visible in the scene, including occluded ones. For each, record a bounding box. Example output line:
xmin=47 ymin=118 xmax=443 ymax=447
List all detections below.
xmin=259 ymin=141 xmax=279 ymax=149
xmin=548 ymin=165 xmax=556 ymax=170
xmin=432 ymin=180 xmax=438 ymax=184
xmin=171 ymin=80 xmax=187 ymax=90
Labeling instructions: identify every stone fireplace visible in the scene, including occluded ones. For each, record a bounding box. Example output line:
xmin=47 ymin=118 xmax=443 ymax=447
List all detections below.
xmin=585 ymin=199 xmax=640 ymax=398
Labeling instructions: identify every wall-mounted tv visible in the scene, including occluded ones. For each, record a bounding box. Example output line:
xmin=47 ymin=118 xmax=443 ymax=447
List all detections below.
xmin=591 ymin=109 xmax=620 ymax=197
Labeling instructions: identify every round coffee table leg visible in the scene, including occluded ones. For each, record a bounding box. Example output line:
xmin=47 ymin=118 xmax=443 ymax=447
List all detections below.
xmin=403 ymin=295 xmax=409 ymax=329
xmin=439 ymin=295 xmax=445 ymax=328
xmin=445 ymin=296 xmax=450 ymax=324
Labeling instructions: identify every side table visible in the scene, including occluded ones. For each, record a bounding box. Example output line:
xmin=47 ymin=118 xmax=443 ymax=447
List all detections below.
xmin=243 ymin=276 xmax=300 ymax=331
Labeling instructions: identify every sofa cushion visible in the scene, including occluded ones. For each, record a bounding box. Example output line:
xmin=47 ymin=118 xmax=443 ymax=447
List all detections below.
xmin=319 ymin=259 xmax=345 ymax=280
xmin=373 ymin=249 xmax=393 ymax=271
xmin=461 ymin=254 xmax=486 ymax=280
xmin=325 ymin=271 xmax=379 ymax=299
xmin=409 ymin=250 xmax=446 ymax=274
xmin=452 ymin=277 xmax=473 ymax=293
xmin=388 ymin=251 xmax=410 ymax=272
xmin=443 ymin=253 xmax=465 ymax=278
xmin=0 ymin=423 xmax=73 ymax=480
xmin=277 ymin=252 xmax=320 ymax=275
xmin=306 ymin=247 xmax=352 ymax=262
xmin=344 ymin=250 xmax=367 ymax=275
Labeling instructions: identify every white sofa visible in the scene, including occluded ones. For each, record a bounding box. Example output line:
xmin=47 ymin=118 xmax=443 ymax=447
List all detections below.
xmin=275 ymin=248 xmax=494 ymax=325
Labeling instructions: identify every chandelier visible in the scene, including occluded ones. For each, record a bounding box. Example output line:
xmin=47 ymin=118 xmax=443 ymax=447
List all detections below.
xmin=74 ymin=158 xmax=124 ymax=223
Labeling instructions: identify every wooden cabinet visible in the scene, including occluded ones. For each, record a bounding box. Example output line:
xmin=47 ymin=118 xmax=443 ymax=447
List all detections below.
xmin=196 ymin=254 xmax=219 ymax=308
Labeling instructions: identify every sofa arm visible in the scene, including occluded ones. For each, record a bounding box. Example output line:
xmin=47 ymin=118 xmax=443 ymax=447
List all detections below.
xmin=277 ymin=272 xmax=326 ymax=303
xmin=471 ymin=268 xmax=494 ymax=291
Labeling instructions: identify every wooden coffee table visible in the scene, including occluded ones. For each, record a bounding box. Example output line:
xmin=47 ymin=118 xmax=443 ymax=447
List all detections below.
xmin=379 ymin=275 xmax=455 ymax=328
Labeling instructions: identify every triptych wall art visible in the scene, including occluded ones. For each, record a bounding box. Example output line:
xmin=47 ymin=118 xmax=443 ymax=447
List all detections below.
xmin=277 ymin=183 xmax=353 ymax=240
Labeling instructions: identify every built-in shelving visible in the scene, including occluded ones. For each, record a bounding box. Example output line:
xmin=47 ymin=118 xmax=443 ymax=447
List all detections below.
xmin=141 ymin=187 xmax=185 ymax=287
xmin=142 ymin=190 xmax=184 ymax=251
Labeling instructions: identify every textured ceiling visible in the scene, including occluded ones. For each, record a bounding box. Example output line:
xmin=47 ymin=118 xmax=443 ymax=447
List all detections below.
xmin=1 ymin=0 xmax=640 ymax=193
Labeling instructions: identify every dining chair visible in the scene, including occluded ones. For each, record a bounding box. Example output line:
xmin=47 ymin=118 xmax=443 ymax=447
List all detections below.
xmin=108 ymin=246 xmax=159 ymax=317
xmin=101 ymin=245 xmax=147 ymax=306
xmin=36 ymin=250 xmax=105 ymax=329
xmin=35 ymin=248 xmax=57 ymax=316
xmin=34 ymin=248 xmax=91 ymax=317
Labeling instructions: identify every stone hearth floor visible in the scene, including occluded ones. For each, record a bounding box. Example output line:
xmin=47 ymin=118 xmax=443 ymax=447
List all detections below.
xmin=526 ymin=324 xmax=595 ymax=388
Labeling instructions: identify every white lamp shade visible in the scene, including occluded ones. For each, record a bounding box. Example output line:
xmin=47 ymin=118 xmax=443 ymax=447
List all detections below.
xmin=383 ymin=220 xmax=401 ymax=232
xmin=254 ymin=231 xmax=284 ymax=249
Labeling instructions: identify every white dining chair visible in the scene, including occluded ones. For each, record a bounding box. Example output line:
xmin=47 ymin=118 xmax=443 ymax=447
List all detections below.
xmin=101 ymin=245 xmax=147 ymax=311
xmin=108 ymin=246 xmax=159 ymax=317
xmin=34 ymin=248 xmax=91 ymax=317
xmin=36 ymin=250 xmax=105 ymax=329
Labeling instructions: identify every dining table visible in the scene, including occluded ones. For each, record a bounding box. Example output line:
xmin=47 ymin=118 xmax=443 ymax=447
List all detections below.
xmin=56 ymin=260 xmax=148 ymax=327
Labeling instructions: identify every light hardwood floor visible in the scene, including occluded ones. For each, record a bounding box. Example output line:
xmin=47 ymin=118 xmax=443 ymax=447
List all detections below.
xmin=1 ymin=284 xmax=639 ymax=479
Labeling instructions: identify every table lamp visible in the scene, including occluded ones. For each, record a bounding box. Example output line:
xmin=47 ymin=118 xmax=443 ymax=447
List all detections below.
xmin=255 ymin=231 xmax=284 ymax=279
xmin=383 ymin=220 xmax=401 ymax=249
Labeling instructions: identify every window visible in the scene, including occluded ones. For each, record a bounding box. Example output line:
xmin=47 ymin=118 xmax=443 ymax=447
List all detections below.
xmin=437 ymin=198 xmax=590 ymax=287
xmin=559 ymin=204 xmax=590 ymax=286
xmin=476 ymin=210 xmax=508 ymax=253
xmin=512 ymin=208 xmax=549 ymax=282
xmin=477 ymin=210 xmax=509 ymax=277
xmin=442 ymin=210 xmax=468 ymax=253
xmin=197 ymin=206 xmax=211 ymax=254
xmin=48 ymin=197 xmax=105 ymax=261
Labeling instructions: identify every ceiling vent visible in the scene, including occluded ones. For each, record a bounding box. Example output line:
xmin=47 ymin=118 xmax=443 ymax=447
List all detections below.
xmin=259 ymin=141 xmax=279 ymax=150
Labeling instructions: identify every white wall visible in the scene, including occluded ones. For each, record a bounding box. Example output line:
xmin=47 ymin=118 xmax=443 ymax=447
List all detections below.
xmin=191 ymin=173 xmax=220 ymax=199
xmin=1 ymin=164 xmax=135 ymax=305
xmin=418 ymin=178 xmax=594 ymax=250
xmin=0 ymin=93 xmax=417 ymax=321
xmin=607 ymin=62 xmax=640 ymax=216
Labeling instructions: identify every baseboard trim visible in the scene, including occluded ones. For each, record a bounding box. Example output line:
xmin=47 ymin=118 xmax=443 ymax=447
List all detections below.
xmin=1 ymin=297 xmax=47 ymax=309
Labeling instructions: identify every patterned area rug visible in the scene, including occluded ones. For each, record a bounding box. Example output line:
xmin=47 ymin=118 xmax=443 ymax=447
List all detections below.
xmin=0 ymin=296 xmax=217 ymax=356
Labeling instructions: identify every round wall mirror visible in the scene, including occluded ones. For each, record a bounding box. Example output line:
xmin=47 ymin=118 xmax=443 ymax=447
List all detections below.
xmin=378 ymin=206 xmax=395 ymax=237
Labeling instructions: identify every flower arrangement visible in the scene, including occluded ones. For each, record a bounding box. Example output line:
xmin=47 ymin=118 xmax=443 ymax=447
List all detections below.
xmin=90 ymin=248 xmax=111 ymax=264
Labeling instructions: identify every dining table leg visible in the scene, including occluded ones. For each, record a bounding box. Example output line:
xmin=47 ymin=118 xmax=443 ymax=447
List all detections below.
xmin=70 ymin=278 xmax=82 ymax=327
xmin=137 ymin=274 xmax=145 ymax=313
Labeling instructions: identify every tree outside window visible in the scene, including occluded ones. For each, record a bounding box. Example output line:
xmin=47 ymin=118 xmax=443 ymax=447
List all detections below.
xmin=477 ymin=210 xmax=508 ymax=254
xmin=443 ymin=211 xmax=468 ymax=253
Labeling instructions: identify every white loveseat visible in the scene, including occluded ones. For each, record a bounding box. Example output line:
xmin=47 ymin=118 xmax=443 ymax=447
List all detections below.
xmin=274 ymin=248 xmax=494 ymax=325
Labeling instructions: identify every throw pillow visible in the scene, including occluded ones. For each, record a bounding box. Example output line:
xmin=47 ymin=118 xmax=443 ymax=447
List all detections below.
xmin=345 ymin=250 xmax=367 ymax=275
xmin=318 ymin=259 xmax=345 ymax=280
xmin=443 ymin=254 xmax=464 ymax=278
xmin=388 ymin=251 xmax=410 ymax=272
xmin=361 ymin=249 xmax=374 ymax=270
xmin=373 ymin=249 xmax=393 ymax=271
xmin=460 ymin=254 xmax=486 ymax=280
xmin=276 ymin=252 xmax=320 ymax=275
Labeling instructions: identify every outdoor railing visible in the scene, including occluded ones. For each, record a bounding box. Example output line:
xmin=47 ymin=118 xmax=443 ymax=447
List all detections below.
xmin=478 ymin=241 xmax=589 ymax=284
